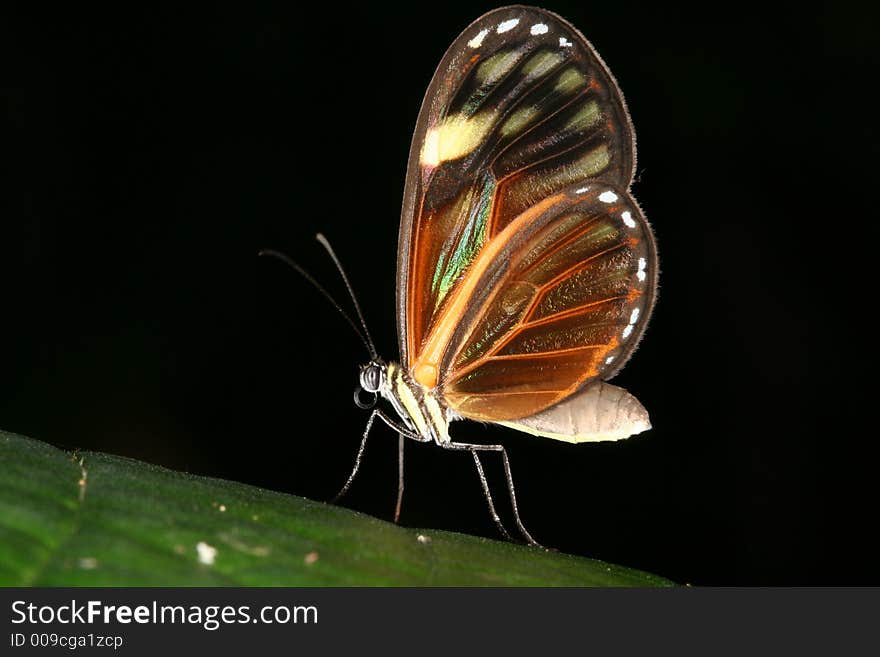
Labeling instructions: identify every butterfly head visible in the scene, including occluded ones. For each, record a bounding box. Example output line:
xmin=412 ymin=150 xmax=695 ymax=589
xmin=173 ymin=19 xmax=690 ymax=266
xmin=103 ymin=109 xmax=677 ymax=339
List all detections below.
xmin=354 ymin=359 xmax=387 ymax=409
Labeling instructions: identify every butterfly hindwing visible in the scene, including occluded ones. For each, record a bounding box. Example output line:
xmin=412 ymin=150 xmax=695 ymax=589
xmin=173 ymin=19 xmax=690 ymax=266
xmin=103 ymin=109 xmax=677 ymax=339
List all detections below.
xmin=438 ymin=183 xmax=655 ymax=421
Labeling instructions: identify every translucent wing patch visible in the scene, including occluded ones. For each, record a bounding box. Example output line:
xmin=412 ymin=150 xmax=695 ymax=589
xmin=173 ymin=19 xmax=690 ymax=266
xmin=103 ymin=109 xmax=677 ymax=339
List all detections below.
xmin=397 ymin=6 xmax=636 ymax=366
xmin=432 ymin=184 xmax=656 ymax=421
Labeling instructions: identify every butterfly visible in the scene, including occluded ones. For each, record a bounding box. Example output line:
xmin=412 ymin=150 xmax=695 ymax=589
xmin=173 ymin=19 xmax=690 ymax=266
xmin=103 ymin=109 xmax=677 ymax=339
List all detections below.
xmin=264 ymin=6 xmax=657 ymax=547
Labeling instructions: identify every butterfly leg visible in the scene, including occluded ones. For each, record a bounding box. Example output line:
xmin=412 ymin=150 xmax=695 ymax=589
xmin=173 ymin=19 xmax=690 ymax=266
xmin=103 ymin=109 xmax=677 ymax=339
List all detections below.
xmin=332 ymin=409 xmax=420 ymax=504
xmin=470 ymin=449 xmax=514 ymax=542
xmin=440 ymin=440 xmax=541 ymax=547
xmin=394 ymin=435 xmax=405 ymax=523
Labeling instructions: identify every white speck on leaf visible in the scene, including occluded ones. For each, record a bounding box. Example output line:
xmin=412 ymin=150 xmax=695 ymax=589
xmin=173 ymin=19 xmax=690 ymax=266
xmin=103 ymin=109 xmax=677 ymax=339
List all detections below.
xmin=196 ymin=541 xmax=217 ymax=565
xmin=218 ymin=531 xmax=271 ymax=557
xmin=304 ymin=551 xmax=319 ymax=565
xmin=417 ymin=534 xmax=431 ymax=544
xmin=78 ymin=557 xmax=98 ymax=570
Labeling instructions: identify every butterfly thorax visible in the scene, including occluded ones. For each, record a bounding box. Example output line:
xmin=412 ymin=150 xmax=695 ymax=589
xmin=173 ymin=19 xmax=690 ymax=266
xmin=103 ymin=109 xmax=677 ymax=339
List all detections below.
xmin=374 ymin=361 xmax=451 ymax=444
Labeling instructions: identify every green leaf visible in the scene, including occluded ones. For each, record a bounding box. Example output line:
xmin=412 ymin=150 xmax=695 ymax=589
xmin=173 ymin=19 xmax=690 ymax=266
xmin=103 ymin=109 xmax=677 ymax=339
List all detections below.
xmin=0 ymin=430 xmax=674 ymax=586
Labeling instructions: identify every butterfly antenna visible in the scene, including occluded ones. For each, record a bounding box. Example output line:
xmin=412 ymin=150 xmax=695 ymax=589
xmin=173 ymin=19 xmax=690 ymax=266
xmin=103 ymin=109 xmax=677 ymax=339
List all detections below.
xmin=258 ymin=249 xmax=375 ymax=357
xmin=315 ymin=233 xmax=378 ymax=360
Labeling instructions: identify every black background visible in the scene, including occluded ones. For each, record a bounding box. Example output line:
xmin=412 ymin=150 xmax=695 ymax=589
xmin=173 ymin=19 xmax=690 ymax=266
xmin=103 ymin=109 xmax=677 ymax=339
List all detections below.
xmin=2 ymin=2 xmax=875 ymax=585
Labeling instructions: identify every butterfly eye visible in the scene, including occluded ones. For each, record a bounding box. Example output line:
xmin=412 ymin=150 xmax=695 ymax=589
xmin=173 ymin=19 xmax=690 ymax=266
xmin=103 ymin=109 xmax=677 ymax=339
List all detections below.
xmin=359 ymin=363 xmax=383 ymax=393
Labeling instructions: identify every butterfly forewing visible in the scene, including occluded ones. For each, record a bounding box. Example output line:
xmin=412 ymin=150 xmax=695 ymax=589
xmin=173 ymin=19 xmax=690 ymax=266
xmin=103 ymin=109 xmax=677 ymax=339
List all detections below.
xmin=396 ymin=6 xmax=656 ymax=423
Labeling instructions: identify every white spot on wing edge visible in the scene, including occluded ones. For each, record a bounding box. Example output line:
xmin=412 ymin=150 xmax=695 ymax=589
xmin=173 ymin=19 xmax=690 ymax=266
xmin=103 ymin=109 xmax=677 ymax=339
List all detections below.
xmin=629 ymin=308 xmax=640 ymax=324
xmin=605 ymin=355 xmax=615 ymax=365
xmin=622 ymin=324 xmax=634 ymax=339
xmin=637 ymin=256 xmax=647 ymax=282
xmin=468 ymin=28 xmax=489 ymax=48
xmin=575 ymin=186 xmax=590 ymax=194
xmin=622 ymin=210 xmax=636 ymax=228
xmin=497 ymin=18 xmax=520 ymax=34
xmin=599 ymin=190 xmax=618 ymax=203
xmin=559 ymin=36 xmax=573 ymax=47
xmin=196 ymin=541 xmax=217 ymax=565
xmin=530 ymin=23 xmax=548 ymax=35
